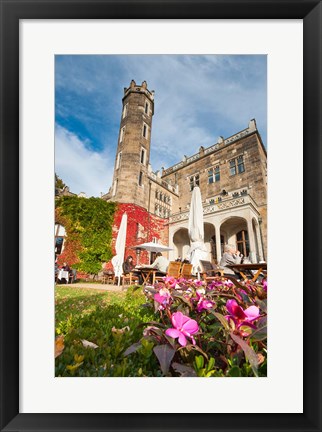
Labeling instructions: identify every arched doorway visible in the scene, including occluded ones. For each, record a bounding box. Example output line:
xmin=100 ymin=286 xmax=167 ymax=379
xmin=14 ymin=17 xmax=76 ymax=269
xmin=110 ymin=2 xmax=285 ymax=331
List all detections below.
xmin=220 ymin=216 xmax=249 ymax=256
xmin=173 ymin=228 xmax=190 ymax=260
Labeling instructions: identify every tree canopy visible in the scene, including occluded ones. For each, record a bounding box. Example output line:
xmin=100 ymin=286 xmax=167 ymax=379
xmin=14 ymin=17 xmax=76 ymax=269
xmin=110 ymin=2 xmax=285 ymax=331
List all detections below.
xmin=55 ymin=173 xmax=66 ymax=190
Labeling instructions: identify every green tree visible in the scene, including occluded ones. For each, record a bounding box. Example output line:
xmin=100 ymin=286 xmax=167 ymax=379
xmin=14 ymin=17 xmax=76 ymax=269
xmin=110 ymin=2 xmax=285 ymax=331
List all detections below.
xmin=55 ymin=173 xmax=66 ymax=189
xmin=56 ymin=196 xmax=117 ymax=274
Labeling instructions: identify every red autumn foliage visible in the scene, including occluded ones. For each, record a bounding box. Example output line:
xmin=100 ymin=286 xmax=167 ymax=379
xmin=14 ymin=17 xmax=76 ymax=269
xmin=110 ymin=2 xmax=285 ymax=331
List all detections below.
xmin=55 ymin=208 xmax=82 ymax=268
xmin=103 ymin=203 xmax=169 ymax=270
xmin=56 ymin=203 xmax=169 ymax=275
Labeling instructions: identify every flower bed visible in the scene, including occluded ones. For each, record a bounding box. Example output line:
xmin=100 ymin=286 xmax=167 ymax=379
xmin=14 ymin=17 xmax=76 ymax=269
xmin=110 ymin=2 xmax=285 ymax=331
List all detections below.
xmin=55 ymin=277 xmax=267 ymax=377
xmin=126 ymin=276 xmax=267 ymax=377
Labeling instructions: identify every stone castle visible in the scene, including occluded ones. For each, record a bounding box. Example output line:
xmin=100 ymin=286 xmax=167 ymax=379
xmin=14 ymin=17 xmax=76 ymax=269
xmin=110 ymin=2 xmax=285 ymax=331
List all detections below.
xmin=103 ymin=80 xmax=267 ymax=264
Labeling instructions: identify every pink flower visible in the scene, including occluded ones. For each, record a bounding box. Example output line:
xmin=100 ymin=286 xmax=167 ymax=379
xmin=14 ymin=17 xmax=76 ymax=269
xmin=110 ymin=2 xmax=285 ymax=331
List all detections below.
xmin=194 ymin=279 xmax=205 ymax=287
xmin=225 ymin=299 xmax=260 ymax=336
xmin=163 ymin=276 xmax=178 ymax=288
xmin=195 ymin=290 xmax=215 ymax=313
xmin=223 ymin=279 xmax=235 ymax=288
xmin=262 ymin=279 xmax=267 ymax=291
xmin=197 ymin=299 xmax=214 ymax=313
xmin=165 ymin=311 xmax=199 ymax=347
xmin=154 ymin=288 xmax=171 ymax=310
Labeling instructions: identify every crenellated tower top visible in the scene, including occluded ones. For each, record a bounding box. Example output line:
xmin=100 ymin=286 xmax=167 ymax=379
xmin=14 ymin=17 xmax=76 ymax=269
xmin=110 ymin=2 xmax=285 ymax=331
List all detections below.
xmin=123 ymin=80 xmax=155 ymax=105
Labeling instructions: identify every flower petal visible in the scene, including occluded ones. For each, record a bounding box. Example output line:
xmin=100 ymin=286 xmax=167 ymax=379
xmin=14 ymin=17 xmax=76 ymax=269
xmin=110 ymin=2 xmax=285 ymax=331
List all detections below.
xmin=182 ymin=318 xmax=199 ymax=335
xmin=165 ymin=328 xmax=180 ymax=339
xmin=171 ymin=311 xmax=184 ymax=329
xmin=226 ymin=299 xmax=246 ymax=320
xmin=244 ymin=306 xmax=260 ymax=321
xmin=178 ymin=333 xmax=187 ymax=347
xmin=154 ymin=293 xmax=166 ymax=304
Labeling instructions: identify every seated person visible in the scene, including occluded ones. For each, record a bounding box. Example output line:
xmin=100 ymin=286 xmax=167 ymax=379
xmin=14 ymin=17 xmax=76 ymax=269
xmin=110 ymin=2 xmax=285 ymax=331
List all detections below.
xmin=61 ymin=262 xmax=74 ymax=283
xmin=145 ymin=252 xmax=169 ymax=280
xmin=123 ymin=255 xmax=143 ymax=285
xmin=219 ymin=244 xmax=243 ymax=277
xmin=62 ymin=262 xmax=71 ymax=272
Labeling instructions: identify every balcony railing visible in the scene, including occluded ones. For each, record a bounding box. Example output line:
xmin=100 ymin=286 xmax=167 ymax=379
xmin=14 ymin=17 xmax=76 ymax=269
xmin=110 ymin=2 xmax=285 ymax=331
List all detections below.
xmin=168 ymin=193 xmax=258 ymax=223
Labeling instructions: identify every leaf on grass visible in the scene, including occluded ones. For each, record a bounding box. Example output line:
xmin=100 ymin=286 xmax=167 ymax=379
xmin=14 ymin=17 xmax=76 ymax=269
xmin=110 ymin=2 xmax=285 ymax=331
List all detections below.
xmin=123 ymin=342 xmax=142 ymax=357
xmin=81 ymin=339 xmax=99 ymax=349
xmin=111 ymin=326 xmax=130 ymax=334
xmin=230 ymin=332 xmax=259 ymax=377
xmin=153 ymin=344 xmax=175 ymax=375
xmin=66 ymin=362 xmax=83 ymax=371
xmin=172 ymin=362 xmax=197 ymax=377
xmin=55 ymin=335 xmax=65 ymax=358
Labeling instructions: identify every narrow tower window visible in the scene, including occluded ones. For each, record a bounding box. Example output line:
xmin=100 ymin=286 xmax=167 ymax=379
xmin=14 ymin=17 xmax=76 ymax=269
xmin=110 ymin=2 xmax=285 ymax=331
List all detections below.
xmin=143 ymin=123 xmax=148 ymax=139
xmin=120 ymin=126 xmax=125 ymax=143
xmin=138 ymin=171 xmax=143 ymax=186
xmin=112 ymin=179 xmax=118 ymax=196
xmin=140 ymin=148 xmax=146 ymax=165
xmin=122 ymin=103 xmax=128 ymax=119
xmin=145 ymin=102 xmax=150 ymax=115
xmin=116 ymin=152 xmax=122 ymax=169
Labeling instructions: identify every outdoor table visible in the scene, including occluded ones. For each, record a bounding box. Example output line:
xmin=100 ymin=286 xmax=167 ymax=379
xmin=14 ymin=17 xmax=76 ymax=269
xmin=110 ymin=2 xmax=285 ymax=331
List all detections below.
xmin=57 ymin=269 xmax=70 ymax=283
xmin=135 ymin=267 xmax=157 ymax=285
xmin=227 ymin=263 xmax=267 ymax=282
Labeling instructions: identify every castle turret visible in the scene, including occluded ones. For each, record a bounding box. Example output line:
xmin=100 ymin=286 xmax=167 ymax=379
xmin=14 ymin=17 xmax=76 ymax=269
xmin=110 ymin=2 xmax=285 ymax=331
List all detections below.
xmin=109 ymin=80 xmax=155 ymax=208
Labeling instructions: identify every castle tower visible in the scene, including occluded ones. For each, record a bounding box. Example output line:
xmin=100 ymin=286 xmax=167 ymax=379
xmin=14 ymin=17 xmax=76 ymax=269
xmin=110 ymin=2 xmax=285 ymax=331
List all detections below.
xmin=110 ymin=80 xmax=155 ymax=208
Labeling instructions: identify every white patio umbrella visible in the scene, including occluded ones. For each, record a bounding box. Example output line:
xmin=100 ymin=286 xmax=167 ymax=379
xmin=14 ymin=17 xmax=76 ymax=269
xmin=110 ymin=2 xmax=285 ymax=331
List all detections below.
xmin=133 ymin=241 xmax=173 ymax=265
xmin=187 ymin=186 xmax=208 ymax=275
xmin=136 ymin=241 xmax=173 ymax=253
xmin=111 ymin=212 xmax=127 ymax=286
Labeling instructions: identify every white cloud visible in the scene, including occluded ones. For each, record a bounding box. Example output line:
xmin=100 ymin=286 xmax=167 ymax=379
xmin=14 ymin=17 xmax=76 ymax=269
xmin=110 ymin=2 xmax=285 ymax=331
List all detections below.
xmin=55 ymin=125 xmax=114 ymax=197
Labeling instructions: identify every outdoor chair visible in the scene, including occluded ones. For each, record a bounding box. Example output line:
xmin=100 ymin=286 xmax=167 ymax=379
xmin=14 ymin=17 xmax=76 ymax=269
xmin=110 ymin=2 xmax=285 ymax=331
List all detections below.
xmin=122 ymin=272 xmax=139 ymax=288
xmin=180 ymin=263 xmax=194 ymax=279
xmin=199 ymin=260 xmax=225 ymax=281
xmin=155 ymin=261 xmax=182 ymax=283
xmin=102 ymin=271 xmax=115 ymax=285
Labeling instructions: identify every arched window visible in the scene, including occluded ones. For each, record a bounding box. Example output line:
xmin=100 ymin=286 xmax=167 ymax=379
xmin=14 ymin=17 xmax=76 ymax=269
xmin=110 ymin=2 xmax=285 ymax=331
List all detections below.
xmin=236 ymin=230 xmax=249 ymax=257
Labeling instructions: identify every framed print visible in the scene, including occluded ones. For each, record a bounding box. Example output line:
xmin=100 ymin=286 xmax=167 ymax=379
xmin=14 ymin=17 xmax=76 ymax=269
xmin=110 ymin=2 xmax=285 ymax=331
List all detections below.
xmin=1 ymin=0 xmax=321 ymax=431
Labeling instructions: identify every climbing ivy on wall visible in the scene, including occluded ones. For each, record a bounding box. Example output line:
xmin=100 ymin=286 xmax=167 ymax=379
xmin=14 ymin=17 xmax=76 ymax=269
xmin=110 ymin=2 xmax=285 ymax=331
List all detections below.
xmin=55 ymin=196 xmax=117 ymax=275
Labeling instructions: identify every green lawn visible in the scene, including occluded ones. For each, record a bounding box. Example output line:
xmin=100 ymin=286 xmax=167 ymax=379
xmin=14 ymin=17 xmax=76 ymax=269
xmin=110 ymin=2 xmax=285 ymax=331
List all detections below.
xmin=55 ymin=285 xmax=159 ymax=377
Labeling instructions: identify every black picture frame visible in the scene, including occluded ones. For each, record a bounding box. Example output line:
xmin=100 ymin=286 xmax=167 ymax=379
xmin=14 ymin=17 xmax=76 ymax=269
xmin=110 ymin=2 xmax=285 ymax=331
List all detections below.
xmin=0 ymin=1 xmax=321 ymax=431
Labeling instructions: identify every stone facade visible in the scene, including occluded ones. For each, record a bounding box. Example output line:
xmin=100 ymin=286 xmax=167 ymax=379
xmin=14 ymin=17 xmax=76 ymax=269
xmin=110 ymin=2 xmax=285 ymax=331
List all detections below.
xmin=104 ymin=80 xmax=267 ymax=264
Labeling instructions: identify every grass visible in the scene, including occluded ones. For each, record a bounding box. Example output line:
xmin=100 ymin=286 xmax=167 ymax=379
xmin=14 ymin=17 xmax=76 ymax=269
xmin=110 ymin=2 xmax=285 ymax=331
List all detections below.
xmin=55 ymin=285 xmax=125 ymax=322
xmin=55 ymin=285 xmax=159 ymax=377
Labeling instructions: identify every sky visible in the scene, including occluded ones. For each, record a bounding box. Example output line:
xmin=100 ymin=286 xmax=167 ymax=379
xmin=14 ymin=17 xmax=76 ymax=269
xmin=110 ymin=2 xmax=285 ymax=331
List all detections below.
xmin=55 ymin=55 xmax=267 ymax=197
